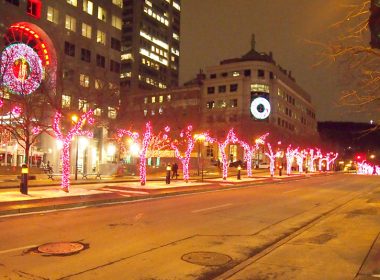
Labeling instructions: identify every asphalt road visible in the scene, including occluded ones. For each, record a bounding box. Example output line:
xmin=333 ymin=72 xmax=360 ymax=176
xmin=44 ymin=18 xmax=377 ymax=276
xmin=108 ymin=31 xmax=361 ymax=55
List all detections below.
xmin=0 ymin=174 xmax=379 ymax=280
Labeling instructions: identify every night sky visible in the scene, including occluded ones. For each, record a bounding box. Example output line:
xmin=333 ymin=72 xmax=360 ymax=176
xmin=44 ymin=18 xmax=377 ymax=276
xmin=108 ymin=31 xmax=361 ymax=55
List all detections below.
xmin=180 ymin=0 xmax=372 ymax=123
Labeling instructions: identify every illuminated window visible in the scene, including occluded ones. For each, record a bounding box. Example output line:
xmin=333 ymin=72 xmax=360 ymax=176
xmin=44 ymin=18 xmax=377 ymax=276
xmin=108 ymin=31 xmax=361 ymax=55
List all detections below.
xmin=232 ymin=71 xmax=240 ymax=77
xmin=112 ymin=0 xmax=122 ymax=8
xmin=79 ymin=74 xmax=90 ymax=87
xmin=98 ymin=6 xmax=107 ymax=22
xmin=250 ymin=83 xmax=269 ymax=93
xmin=95 ymin=79 xmax=104 ymax=89
xmin=151 ymin=96 xmax=156 ymax=103
xmin=167 ymin=94 xmax=171 ymax=101
xmin=83 ymin=0 xmax=93 ymax=15
xmin=173 ymin=33 xmax=179 ymax=40
xmin=66 ymin=0 xmax=77 ymax=6
xmin=94 ymin=108 xmax=101 ymax=116
xmin=121 ymin=53 xmax=132 ymax=60
xmin=61 ymin=95 xmax=71 ymax=108
xmin=96 ymin=30 xmax=106 ymax=44
xmin=173 ymin=1 xmax=180 ymax=10
xmin=206 ymin=101 xmax=215 ymax=109
xmin=65 ymin=15 xmax=76 ymax=32
xmin=108 ymin=107 xmax=117 ymax=119
xmin=47 ymin=6 xmax=59 ymax=23
xmin=82 ymin=23 xmax=92 ymax=39
xmin=78 ymin=99 xmax=89 ymax=112
xmin=230 ymin=99 xmax=238 ymax=108
xmin=159 ymin=95 xmax=163 ymax=103
xmin=112 ymin=15 xmax=122 ymax=30
xmin=27 ymin=0 xmax=41 ymax=18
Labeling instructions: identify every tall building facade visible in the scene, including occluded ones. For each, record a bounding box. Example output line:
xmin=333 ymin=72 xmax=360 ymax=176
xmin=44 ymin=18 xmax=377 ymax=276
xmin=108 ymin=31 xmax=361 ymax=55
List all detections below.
xmin=0 ymin=0 xmax=122 ymax=171
xmin=201 ymin=38 xmax=318 ymax=145
xmin=120 ymin=0 xmax=181 ymax=95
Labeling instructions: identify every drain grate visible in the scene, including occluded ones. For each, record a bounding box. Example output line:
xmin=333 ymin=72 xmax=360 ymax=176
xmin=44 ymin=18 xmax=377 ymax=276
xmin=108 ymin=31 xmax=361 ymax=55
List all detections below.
xmin=37 ymin=242 xmax=85 ymax=255
xmin=182 ymin=251 xmax=232 ymax=266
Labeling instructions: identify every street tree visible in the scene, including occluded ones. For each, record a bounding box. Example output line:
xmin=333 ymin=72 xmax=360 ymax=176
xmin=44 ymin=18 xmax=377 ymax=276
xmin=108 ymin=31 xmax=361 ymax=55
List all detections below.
xmin=316 ymin=1 xmax=379 ymax=125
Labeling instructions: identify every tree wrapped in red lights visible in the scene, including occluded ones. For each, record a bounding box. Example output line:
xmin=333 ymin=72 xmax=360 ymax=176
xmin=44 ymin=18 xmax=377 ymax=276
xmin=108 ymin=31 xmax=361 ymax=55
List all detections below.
xmin=239 ymin=133 xmax=268 ymax=177
xmin=52 ymin=110 xmax=94 ymax=192
xmin=286 ymin=146 xmax=299 ymax=175
xmin=171 ymin=125 xmax=196 ymax=182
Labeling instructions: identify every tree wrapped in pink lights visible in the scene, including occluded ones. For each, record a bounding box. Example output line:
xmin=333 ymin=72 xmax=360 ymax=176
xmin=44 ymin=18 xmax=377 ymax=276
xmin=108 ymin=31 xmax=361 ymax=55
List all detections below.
xmin=206 ymin=129 xmax=239 ymax=180
xmin=117 ymin=122 xmax=153 ymax=186
xmin=265 ymin=142 xmax=281 ymax=177
xmin=286 ymin=146 xmax=299 ymax=175
xmin=295 ymin=150 xmax=307 ymax=173
xmin=52 ymin=110 xmax=94 ymax=192
xmin=171 ymin=125 xmax=196 ymax=182
xmin=239 ymin=133 xmax=268 ymax=177
xmin=325 ymin=152 xmax=338 ymax=171
xmin=308 ymin=148 xmax=321 ymax=172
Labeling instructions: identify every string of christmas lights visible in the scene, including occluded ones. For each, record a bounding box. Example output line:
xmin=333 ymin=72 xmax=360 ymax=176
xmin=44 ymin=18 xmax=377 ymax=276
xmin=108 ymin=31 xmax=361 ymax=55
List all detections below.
xmin=1 ymin=43 xmax=43 ymax=95
xmin=52 ymin=110 xmax=94 ymax=192
xmin=171 ymin=125 xmax=195 ymax=182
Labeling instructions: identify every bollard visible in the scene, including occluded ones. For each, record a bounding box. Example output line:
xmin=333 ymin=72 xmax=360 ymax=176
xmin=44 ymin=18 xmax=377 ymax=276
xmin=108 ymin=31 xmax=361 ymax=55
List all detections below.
xmin=166 ymin=164 xmax=171 ymax=184
xmin=20 ymin=163 xmax=28 ymax=195
xmin=279 ymin=165 xmax=282 ymax=176
xmin=237 ymin=165 xmax=241 ymax=180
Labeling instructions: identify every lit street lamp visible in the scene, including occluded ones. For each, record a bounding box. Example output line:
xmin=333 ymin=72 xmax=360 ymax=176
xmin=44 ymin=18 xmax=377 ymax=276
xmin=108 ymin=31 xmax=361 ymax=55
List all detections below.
xmin=71 ymin=114 xmax=79 ymax=180
xmin=194 ymin=134 xmax=206 ymax=181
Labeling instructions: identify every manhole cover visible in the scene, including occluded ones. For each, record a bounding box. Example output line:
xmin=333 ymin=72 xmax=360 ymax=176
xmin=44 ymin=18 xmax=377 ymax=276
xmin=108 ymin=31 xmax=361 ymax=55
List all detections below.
xmin=37 ymin=242 xmax=85 ymax=255
xmin=182 ymin=251 xmax=232 ymax=266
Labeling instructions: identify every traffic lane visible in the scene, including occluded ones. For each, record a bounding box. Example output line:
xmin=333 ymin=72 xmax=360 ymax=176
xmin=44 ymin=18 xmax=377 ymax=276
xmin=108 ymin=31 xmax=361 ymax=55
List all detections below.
xmin=0 ymin=175 xmax=376 ymax=279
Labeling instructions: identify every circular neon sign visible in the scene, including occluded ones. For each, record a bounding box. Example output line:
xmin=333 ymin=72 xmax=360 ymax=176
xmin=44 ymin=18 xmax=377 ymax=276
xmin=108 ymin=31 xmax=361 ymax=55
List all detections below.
xmin=1 ymin=43 xmax=43 ymax=95
xmin=250 ymin=97 xmax=271 ymax=119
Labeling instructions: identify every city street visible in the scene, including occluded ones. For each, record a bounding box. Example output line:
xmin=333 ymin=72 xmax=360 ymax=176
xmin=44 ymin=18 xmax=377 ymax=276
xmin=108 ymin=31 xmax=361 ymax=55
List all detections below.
xmin=0 ymin=174 xmax=379 ymax=279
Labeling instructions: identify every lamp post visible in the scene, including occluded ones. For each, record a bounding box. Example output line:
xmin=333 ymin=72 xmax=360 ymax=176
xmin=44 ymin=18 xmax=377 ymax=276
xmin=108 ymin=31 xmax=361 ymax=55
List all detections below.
xmin=71 ymin=114 xmax=79 ymax=180
xmin=194 ymin=134 xmax=206 ymax=181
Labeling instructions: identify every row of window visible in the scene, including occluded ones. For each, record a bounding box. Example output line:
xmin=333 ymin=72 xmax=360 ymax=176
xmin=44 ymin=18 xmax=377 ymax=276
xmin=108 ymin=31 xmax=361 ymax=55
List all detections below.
xmin=207 ymin=84 xmax=238 ymax=94
xmin=143 ymin=94 xmax=172 ymax=104
xmin=64 ymin=16 xmax=121 ymax=49
xmin=61 ymin=94 xmax=117 ymax=119
xmin=206 ymin=114 xmax=239 ymax=123
xmin=206 ymin=99 xmax=238 ymax=109
xmin=209 ymin=69 xmax=274 ymax=80
xmin=64 ymin=42 xmax=120 ymax=72
xmin=277 ymin=117 xmax=295 ymax=131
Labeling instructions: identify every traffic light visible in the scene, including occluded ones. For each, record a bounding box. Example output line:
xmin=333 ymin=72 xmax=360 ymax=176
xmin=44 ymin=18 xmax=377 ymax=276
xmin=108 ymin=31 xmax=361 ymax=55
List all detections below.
xmin=369 ymin=0 xmax=380 ymax=48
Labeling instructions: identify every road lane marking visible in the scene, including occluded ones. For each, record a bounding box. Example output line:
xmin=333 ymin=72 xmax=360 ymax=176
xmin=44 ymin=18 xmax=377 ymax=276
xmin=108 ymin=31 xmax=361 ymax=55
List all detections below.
xmin=283 ymin=189 xmax=300 ymax=193
xmin=0 ymin=245 xmax=37 ymax=254
xmin=191 ymin=203 xmax=233 ymax=213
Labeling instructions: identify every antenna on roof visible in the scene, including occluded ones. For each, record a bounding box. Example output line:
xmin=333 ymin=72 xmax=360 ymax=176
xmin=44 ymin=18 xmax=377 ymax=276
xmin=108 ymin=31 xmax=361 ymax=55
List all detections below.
xmin=251 ymin=34 xmax=256 ymax=50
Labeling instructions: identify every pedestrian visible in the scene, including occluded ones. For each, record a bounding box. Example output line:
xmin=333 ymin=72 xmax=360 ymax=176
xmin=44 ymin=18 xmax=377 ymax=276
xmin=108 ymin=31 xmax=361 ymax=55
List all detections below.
xmin=172 ymin=162 xmax=178 ymax=179
xmin=47 ymin=161 xmax=53 ymax=173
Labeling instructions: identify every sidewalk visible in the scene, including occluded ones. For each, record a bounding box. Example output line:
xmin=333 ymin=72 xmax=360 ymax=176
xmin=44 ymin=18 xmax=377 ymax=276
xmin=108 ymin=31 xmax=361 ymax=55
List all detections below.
xmin=0 ymin=171 xmax=331 ymax=217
